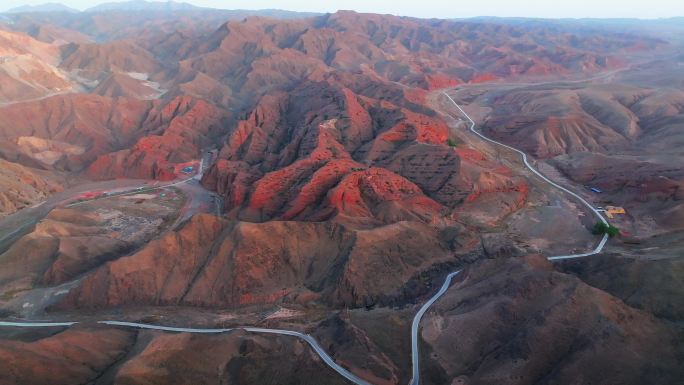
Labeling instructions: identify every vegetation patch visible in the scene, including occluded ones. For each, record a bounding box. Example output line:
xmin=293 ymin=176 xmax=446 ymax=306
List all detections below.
xmin=592 ymin=222 xmax=620 ymax=237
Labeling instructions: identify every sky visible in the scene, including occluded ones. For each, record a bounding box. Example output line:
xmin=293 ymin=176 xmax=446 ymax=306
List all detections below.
xmin=2 ymin=0 xmax=682 ymax=19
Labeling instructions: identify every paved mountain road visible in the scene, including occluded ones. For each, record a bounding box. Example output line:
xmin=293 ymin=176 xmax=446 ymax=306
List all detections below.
xmin=0 ymin=319 xmax=372 ymax=385
xmin=409 ymin=271 xmax=461 ymax=385
xmin=441 ymin=91 xmax=610 ymax=261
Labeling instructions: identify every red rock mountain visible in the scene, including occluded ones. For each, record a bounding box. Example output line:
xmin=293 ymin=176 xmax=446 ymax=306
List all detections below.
xmin=0 ymin=11 xmax=654 ymax=185
xmin=0 ymin=94 xmax=229 ymax=179
xmin=0 ymin=11 xmax=681 ymax=385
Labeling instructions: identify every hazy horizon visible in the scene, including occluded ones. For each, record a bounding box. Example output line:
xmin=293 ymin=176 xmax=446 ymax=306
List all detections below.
xmin=1 ymin=0 xmax=682 ymax=19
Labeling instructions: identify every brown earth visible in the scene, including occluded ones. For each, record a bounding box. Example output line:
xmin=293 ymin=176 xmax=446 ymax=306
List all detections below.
xmin=57 ymin=213 xmax=467 ymax=310
xmin=0 ymin=158 xmax=63 ymax=217
xmin=0 ymin=192 xmax=182 ymax=301
xmin=0 ymin=325 xmax=134 ymax=385
xmin=0 ymin=94 xmax=229 ymax=179
xmin=560 ymin=254 xmax=684 ymax=322
xmin=0 ymin=325 xmax=350 ymax=385
xmin=450 ymin=67 xmax=684 ymax=237
xmin=0 ymin=29 xmax=72 ymax=104
xmin=93 ymin=72 xmax=162 ymax=99
xmin=59 ymin=40 xmax=162 ymax=77
xmin=22 ymin=24 xmax=93 ymax=45
xmin=420 ymin=255 xmax=684 ymax=385
xmin=479 ymin=84 xmax=684 ymax=159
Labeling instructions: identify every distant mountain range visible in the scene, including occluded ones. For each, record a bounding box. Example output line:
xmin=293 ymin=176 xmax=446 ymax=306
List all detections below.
xmin=3 ymin=1 xmax=321 ymax=18
xmin=6 ymin=2 xmax=78 ymax=13
xmin=5 ymin=2 xmax=684 ymax=21
xmin=457 ymin=16 xmax=684 ymax=35
xmin=461 ymin=15 xmax=684 ymax=26
xmin=86 ymin=0 xmax=204 ymax=12
xmin=4 ymin=1 xmax=212 ymax=13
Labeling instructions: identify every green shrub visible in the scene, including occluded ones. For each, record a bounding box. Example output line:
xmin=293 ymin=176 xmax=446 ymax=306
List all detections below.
xmin=447 ymin=138 xmax=458 ymax=147
xmin=592 ymin=222 xmax=620 ymax=237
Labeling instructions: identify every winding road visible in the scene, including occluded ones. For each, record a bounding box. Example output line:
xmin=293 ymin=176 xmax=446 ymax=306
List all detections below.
xmin=0 ymin=90 xmax=611 ymax=385
xmin=409 ymin=271 xmax=461 ymax=385
xmin=440 ymin=91 xmax=610 ymax=261
xmin=0 ymin=319 xmax=372 ymax=385
xmin=405 ymin=91 xmax=611 ymax=384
